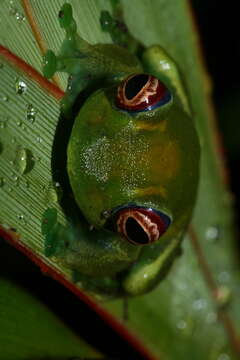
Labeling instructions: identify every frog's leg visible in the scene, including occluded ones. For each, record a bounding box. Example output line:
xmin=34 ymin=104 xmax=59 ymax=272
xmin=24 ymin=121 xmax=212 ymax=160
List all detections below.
xmin=42 ymin=3 xmax=141 ymax=117
xmin=43 ymin=4 xmax=101 ymax=116
xmin=142 ymin=45 xmax=191 ymax=115
xmin=121 ymin=214 xmax=189 ymax=296
xmin=41 ymin=208 xmax=140 ymax=296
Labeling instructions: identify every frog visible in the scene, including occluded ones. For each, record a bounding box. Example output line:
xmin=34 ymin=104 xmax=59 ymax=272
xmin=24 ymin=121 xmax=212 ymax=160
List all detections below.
xmin=42 ymin=3 xmax=200 ymax=297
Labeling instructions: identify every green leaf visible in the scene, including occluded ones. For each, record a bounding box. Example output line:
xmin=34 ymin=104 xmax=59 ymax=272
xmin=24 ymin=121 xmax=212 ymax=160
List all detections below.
xmin=1 ymin=1 xmax=240 ymax=359
xmin=0 ymin=276 xmax=100 ymax=360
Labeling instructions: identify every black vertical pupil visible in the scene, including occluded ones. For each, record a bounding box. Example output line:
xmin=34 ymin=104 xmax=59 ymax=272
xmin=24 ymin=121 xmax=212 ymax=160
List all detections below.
xmin=125 ymin=74 xmax=149 ymax=100
xmin=125 ymin=217 xmax=149 ymax=244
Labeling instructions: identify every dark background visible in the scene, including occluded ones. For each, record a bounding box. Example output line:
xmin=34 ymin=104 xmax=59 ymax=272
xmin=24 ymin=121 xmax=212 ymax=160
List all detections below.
xmin=1 ymin=1 xmax=240 ymax=359
xmin=192 ymin=0 xmax=240 ymax=225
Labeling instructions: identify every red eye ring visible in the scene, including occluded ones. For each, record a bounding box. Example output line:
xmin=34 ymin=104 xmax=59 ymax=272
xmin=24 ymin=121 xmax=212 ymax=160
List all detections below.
xmin=116 ymin=73 xmax=171 ymax=112
xmin=116 ymin=206 xmax=171 ymax=245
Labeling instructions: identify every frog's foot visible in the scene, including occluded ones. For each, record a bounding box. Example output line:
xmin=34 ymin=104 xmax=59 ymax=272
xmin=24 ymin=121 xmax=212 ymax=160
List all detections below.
xmin=41 ymin=208 xmax=68 ymax=257
xmin=100 ymin=9 xmax=140 ymax=54
xmin=42 ymin=50 xmax=59 ymax=79
xmin=58 ymin=3 xmax=77 ymax=38
xmin=42 ymin=4 xmax=78 ymax=79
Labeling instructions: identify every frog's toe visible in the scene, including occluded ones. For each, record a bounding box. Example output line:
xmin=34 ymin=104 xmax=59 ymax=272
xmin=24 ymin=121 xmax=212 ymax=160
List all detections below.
xmin=42 ymin=50 xmax=57 ymax=79
xmin=100 ymin=11 xmax=115 ymax=33
xmin=58 ymin=3 xmax=74 ymax=30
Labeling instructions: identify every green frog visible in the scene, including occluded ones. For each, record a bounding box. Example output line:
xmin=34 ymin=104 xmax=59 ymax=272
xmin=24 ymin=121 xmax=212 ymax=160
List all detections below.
xmin=42 ymin=3 xmax=200 ymax=297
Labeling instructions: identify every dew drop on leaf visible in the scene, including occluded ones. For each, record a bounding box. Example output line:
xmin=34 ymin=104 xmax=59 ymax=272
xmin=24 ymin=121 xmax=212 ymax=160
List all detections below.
xmin=9 ymin=1 xmax=25 ymax=23
xmin=26 ymin=104 xmax=37 ymax=123
xmin=218 ymin=271 xmax=230 ymax=284
xmin=13 ymin=146 xmax=35 ymax=175
xmin=205 ymin=225 xmax=220 ymax=242
xmin=15 ymin=79 xmax=27 ymax=95
xmin=1 ymin=94 xmax=9 ymax=102
xmin=17 ymin=213 xmax=28 ymax=225
xmin=10 ymin=172 xmax=19 ymax=182
xmin=46 ymin=181 xmax=63 ymax=204
xmin=205 ymin=311 xmax=217 ymax=324
xmin=15 ymin=12 xmax=25 ymax=23
xmin=9 ymin=2 xmax=17 ymax=16
xmin=0 ymin=120 xmax=7 ymax=129
xmin=217 ymin=353 xmax=230 ymax=360
xmin=176 ymin=319 xmax=187 ymax=330
xmin=192 ymin=298 xmax=207 ymax=311
xmin=37 ymin=136 xmax=43 ymax=143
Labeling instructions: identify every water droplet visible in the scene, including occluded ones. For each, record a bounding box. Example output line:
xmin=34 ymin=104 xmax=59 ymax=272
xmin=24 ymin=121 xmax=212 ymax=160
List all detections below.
xmin=17 ymin=213 xmax=28 ymax=225
xmin=13 ymin=146 xmax=34 ymax=175
xmin=215 ymin=286 xmax=232 ymax=308
xmin=206 ymin=311 xmax=217 ymax=324
xmin=46 ymin=181 xmax=62 ymax=204
xmin=15 ymin=12 xmax=25 ymax=23
xmin=1 ymin=94 xmax=9 ymax=102
xmin=0 ymin=120 xmax=7 ymax=129
xmin=10 ymin=172 xmax=19 ymax=182
xmin=176 ymin=320 xmax=187 ymax=330
xmin=11 ymin=137 xmax=17 ymax=144
xmin=17 ymin=120 xmax=22 ymax=127
xmin=26 ymin=104 xmax=37 ymax=123
xmin=9 ymin=2 xmax=17 ymax=16
xmin=143 ymin=273 xmax=148 ymax=279
xmin=15 ymin=79 xmax=27 ymax=95
xmin=9 ymin=1 xmax=25 ymax=23
xmin=36 ymin=136 xmax=43 ymax=143
xmin=218 ymin=271 xmax=230 ymax=284
xmin=218 ymin=354 xmax=230 ymax=360
xmin=205 ymin=225 xmax=220 ymax=242
xmin=192 ymin=298 xmax=207 ymax=311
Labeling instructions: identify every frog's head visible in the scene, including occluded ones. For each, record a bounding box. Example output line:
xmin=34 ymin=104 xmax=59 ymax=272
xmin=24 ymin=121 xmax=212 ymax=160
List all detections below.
xmin=67 ymin=72 xmax=199 ymax=246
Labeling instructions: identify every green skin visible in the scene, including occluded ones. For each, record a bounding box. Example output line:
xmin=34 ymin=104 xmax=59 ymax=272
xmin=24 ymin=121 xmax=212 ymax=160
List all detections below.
xmin=42 ymin=4 xmax=200 ymax=297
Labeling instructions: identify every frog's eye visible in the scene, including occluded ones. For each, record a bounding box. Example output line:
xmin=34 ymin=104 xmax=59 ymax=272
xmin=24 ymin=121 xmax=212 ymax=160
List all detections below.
xmin=115 ymin=207 xmax=171 ymax=245
xmin=116 ymin=74 xmax=171 ymax=112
